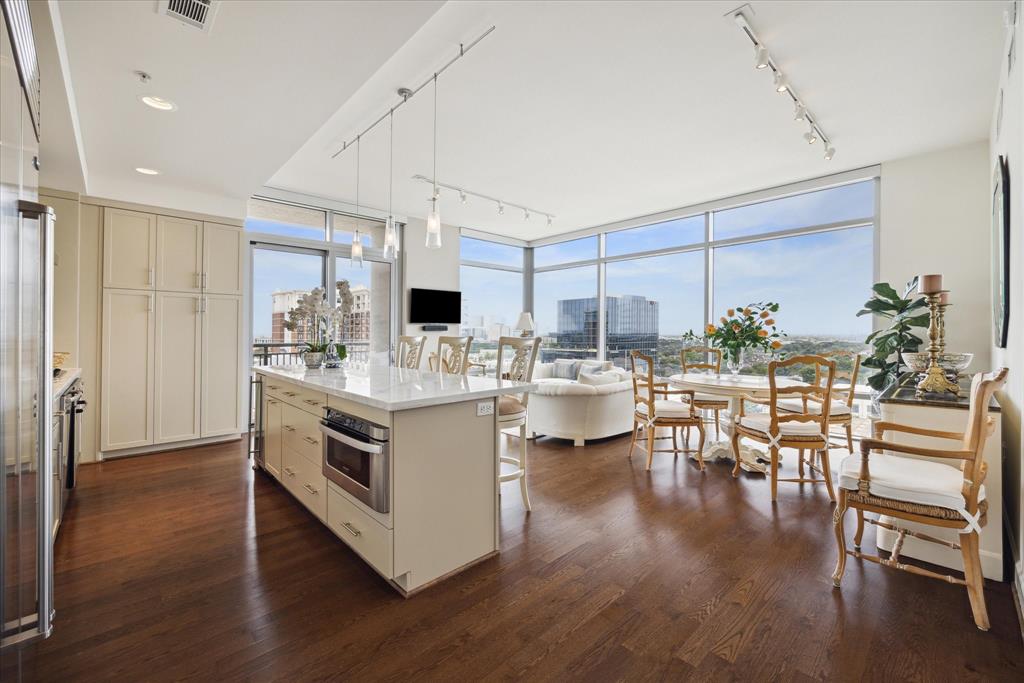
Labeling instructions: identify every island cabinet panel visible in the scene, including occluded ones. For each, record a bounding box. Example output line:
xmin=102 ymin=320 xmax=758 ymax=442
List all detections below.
xmin=327 ymin=485 xmax=394 ymax=578
xmin=391 ymin=400 xmax=498 ymax=593
xmin=263 ymin=397 xmax=283 ymax=480
xmin=281 ymin=402 xmax=322 ymax=465
xmin=282 ymin=445 xmax=327 ymax=522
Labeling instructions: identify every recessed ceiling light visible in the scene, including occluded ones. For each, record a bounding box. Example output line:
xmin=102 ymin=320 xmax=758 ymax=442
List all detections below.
xmin=139 ymin=95 xmax=177 ymax=111
xmin=135 ymin=167 xmax=160 ymax=175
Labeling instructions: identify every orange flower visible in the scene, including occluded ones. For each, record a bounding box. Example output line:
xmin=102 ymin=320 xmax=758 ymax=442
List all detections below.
xmin=705 ymin=324 xmax=716 ymax=335
xmin=743 ymin=308 xmax=752 ymax=315
xmin=765 ymin=318 xmax=775 ymax=326
xmin=726 ymin=308 xmax=735 ymax=317
xmin=731 ymin=323 xmax=741 ymax=332
xmin=760 ymin=310 xmax=770 ymax=319
xmin=771 ymin=340 xmax=782 ymax=350
xmin=757 ymin=329 xmax=768 ymax=337
xmin=720 ymin=316 xmax=728 ymax=325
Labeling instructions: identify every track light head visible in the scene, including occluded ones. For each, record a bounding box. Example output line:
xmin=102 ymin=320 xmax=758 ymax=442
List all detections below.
xmin=459 ymin=190 xmax=467 ymax=204
xmin=523 ymin=209 xmax=530 ymax=221
xmin=823 ymin=146 xmax=836 ymax=161
xmin=794 ymin=104 xmax=807 ymax=121
xmin=773 ymin=72 xmax=788 ymax=93
xmin=804 ymin=128 xmax=819 ymax=145
xmin=754 ymin=45 xmax=770 ymax=70
xmin=497 ymin=201 xmax=504 ymax=215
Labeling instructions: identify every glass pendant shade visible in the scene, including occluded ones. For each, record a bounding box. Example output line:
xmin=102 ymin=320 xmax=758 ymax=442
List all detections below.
xmin=351 ymin=230 xmax=364 ymax=267
xmin=383 ymin=216 xmax=398 ymax=258
xmin=425 ymin=199 xmax=442 ymax=249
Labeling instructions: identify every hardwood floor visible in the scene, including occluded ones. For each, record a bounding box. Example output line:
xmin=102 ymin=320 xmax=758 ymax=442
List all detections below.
xmin=6 ymin=433 xmax=1023 ymax=681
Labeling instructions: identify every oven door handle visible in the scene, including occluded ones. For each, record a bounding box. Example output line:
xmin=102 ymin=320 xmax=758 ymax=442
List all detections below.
xmin=318 ymin=423 xmax=383 ymax=455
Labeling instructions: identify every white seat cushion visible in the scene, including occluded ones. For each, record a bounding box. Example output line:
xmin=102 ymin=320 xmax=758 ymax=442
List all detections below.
xmin=498 ymin=396 xmax=526 ymax=417
xmin=738 ymin=413 xmax=823 ymax=436
xmin=636 ymin=400 xmax=691 ymax=419
xmin=692 ymin=392 xmax=728 ymax=404
xmin=777 ymin=398 xmax=851 ymax=416
xmin=838 ymin=453 xmax=984 ymax=510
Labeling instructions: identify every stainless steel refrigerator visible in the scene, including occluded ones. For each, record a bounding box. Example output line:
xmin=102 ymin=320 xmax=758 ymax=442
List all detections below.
xmin=1 ymin=0 xmax=56 ymax=664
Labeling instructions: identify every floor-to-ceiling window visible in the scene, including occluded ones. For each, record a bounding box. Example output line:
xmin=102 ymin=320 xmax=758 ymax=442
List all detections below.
xmin=459 ymin=236 xmax=524 ymax=369
xmin=246 ymin=197 xmax=398 ymax=368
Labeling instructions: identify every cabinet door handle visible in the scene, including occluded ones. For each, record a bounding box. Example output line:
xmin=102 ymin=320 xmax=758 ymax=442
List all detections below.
xmin=147 ymin=295 xmax=154 ymax=313
xmin=268 ymin=384 xmax=280 ymax=390
xmin=200 ymin=296 xmax=206 ymax=313
xmin=147 ymin=267 xmax=154 ymax=285
xmin=302 ymin=436 xmax=318 ymax=446
xmin=267 ymin=399 xmax=278 ymax=406
xmin=194 ymin=272 xmax=201 ymax=289
xmin=202 ymin=272 xmax=208 ymax=289
xmin=282 ymin=425 xmax=295 ymax=432
xmin=303 ymin=483 xmax=319 ymax=495
xmin=341 ymin=521 xmax=361 ymax=537
xmin=283 ymin=391 xmax=298 ymax=397
xmin=283 ymin=467 xmax=295 ymax=477
xmin=303 ymin=399 xmax=321 ymax=406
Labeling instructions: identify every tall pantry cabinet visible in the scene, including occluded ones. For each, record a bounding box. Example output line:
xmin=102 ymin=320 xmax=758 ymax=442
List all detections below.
xmin=100 ymin=207 xmax=244 ymax=453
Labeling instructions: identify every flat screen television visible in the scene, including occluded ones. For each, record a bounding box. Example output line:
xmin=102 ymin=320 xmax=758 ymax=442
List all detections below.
xmin=409 ymin=288 xmax=462 ymax=323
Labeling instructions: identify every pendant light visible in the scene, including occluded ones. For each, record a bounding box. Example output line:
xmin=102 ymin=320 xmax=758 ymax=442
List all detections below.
xmin=425 ymin=74 xmax=442 ymax=249
xmin=351 ymin=135 xmax=364 ymax=267
xmin=383 ymin=108 xmax=398 ymax=259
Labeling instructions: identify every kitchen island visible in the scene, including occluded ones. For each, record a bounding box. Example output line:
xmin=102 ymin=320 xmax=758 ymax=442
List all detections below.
xmin=254 ymin=364 xmax=535 ymax=596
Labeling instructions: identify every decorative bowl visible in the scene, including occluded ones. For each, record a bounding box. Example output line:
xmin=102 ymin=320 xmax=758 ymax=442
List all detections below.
xmin=900 ymin=352 xmax=930 ymax=373
xmin=937 ymin=352 xmax=973 ymax=374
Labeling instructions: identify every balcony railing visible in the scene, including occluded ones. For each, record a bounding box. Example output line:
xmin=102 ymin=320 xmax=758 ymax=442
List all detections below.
xmin=252 ymin=341 xmax=371 ymax=366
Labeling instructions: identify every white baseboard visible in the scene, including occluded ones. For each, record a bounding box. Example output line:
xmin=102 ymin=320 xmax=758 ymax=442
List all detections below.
xmin=100 ymin=433 xmax=243 ymax=460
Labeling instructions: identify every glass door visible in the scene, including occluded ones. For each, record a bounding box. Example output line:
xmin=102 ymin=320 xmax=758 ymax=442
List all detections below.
xmin=251 ymin=245 xmax=327 ymax=367
xmin=334 ymin=256 xmax=393 ymax=365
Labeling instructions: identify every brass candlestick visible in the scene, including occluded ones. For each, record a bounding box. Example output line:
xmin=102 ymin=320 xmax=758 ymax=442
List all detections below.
xmin=916 ymin=291 xmax=958 ymax=396
xmin=936 ymin=299 xmax=949 ymax=353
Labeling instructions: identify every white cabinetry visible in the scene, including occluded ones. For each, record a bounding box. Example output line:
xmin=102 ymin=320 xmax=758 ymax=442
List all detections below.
xmin=201 ymin=293 xmax=243 ymax=437
xmin=154 ymin=292 xmax=202 ymax=443
xmin=100 ymin=288 xmax=155 ymax=450
xmin=156 ymin=216 xmax=203 ymax=293
xmin=100 ymin=208 xmax=244 ymax=455
xmin=264 ymin=397 xmax=283 ymax=480
xmin=103 ymin=208 xmax=156 ymax=290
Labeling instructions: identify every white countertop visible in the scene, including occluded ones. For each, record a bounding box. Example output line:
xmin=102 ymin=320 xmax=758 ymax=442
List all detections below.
xmin=255 ymin=364 xmax=536 ymax=412
xmin=53 ymin=367 xmax=82 ymax=398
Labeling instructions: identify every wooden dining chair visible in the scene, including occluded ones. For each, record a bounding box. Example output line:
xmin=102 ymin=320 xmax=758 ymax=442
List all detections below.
xmin=629 ymin=351 xmax=706 ymax=471
xmin=396 ymin=335 xmax=426 ymax=370
xmin=832 ymin=368 xmax=1007 ymax=631
xmin=494 ymin=336 xmax=541 ymax=511
xmin=731 ymin=355 xmax=836 ymax=502
xmin=428 ymin=335 xmax=474 ymax=375
xmin=680 ymin=346 xmax=729 ymax=439
xmin=778 ymin=350 xmax=862 ymax=454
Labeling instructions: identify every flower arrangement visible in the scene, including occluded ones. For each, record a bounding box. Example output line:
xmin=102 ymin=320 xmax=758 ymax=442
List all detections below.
xmin=283 ymin=282 xmax=354 ymax=368
xmin=702 ymin=302 xmax=785 ymax=371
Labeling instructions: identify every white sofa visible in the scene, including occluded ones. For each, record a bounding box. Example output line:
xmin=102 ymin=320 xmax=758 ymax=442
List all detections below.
xmin=527 ymin=360 xmax=635 ymax=446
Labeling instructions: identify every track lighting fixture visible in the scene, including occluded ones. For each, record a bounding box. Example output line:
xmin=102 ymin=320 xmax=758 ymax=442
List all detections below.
xmin=460 ymin=190 xmax=467 ymax=204
xmin=731 ymin=8 xmax=834 ymax=162
xmin=523 ymin=209 xmax=530 ymax=221
xmin=383 ymin=110 xmax=398 ymax=259
xmin=754 ymin=45 xmax=769 ymax=69
xmin=410 ymin=175 xmax=556 ymax=226
xmin=498 ymin=201 xmax=505 ymax=215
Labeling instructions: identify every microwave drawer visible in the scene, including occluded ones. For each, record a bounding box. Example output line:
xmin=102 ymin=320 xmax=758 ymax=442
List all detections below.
xmin=281 ymin=403 xmax=322 ymax=465
xmin=282 ymin=447 xmax=327 ymax=522
xmin=327 ymin=486 xmax=393 ymax=578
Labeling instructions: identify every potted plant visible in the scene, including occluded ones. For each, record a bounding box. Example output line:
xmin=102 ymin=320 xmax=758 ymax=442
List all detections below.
xmin=303 ymin=341 xmax=328 ymax=369
xmin=857 ymin=282 xmax=929 ymax=392
xmin=704 ymin=302 xmax=785 ymax=374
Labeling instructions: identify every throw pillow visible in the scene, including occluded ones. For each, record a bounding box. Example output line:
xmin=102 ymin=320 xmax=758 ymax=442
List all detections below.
xmin=552 ymin=359 xmax=580 ymax=380
xmin=578 ymin=371 xmax=619 ymax=386
xmin=578 ymin=360 xmax=613 ymax=375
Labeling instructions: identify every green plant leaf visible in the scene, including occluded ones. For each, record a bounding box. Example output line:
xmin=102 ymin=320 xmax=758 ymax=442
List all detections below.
xmin=871 ymin=282 xmax=900 ymax=300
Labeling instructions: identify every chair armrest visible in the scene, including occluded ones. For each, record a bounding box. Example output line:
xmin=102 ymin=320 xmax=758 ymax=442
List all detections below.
xmin=872 ymin=421 xmax=964 ymax=442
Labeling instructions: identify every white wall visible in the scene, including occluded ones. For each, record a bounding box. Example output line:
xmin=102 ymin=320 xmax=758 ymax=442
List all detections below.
xmin=879 ymin=142 xmax=992 ymax=368
xmin=990 ymin=8 xmax=1024 ymax=600
xmin=401 ymin=217 xmax=461 ymax=355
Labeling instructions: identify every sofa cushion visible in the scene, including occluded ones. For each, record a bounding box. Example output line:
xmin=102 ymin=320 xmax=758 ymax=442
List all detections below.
xmin=738 ymin=414 xmax=823 ymax=436
xmin=578 ymin=371 xmax=619 ymax=386
xmin=777 ymin=397 xmax=852 ymax=416
xmin=635 ymin=400 xmax=692 ymax=418
xmin=498 ymin=395 xmax=527 ymax=417
xmin=579 ymin=360 xmax=613 ymax=375
xmin=838 ymin=453 xmax=984 ymax=510
xmin=552 ymin=359 xmax=580 ymax=379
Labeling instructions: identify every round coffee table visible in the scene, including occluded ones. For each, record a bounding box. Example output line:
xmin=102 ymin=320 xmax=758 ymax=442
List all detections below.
xmin=667 ymin=372 xmax=807 ymax=473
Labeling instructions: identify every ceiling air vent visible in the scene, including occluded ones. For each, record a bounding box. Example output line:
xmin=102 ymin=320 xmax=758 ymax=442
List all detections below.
xmin=156 ymin=0 xmax=220 ymax=34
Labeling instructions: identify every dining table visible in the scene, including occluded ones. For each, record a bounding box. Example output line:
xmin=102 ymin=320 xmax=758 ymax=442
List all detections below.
xmin=667 ymin=372 xmax=808 ymax=473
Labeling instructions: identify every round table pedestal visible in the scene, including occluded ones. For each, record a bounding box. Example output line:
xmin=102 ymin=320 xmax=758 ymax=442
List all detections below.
xmin=686 ymin=397 xmax=776 ymax=474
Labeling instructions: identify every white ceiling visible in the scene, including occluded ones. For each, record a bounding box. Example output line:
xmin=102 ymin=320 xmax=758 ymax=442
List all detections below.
xmin=52 ymin=0 xmax=443 ymax=216
xmin=49 ymin=1 xmax=1005 ymax=238
xmin=269 ymin=0 xmax=1006 ymax=240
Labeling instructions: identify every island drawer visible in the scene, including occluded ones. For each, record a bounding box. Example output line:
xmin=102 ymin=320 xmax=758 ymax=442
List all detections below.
xmin=262 ymin=376 xmax=289 ymax=400
xmin=282 ymin=447 xmax=327 ymax=522
xmin=281 ymin=403 xmax=322 ymax=466
xmin=278 ymin=385 xmax=328 ymax=414
xmin=327 ymin=486 xmax=393 ymax=578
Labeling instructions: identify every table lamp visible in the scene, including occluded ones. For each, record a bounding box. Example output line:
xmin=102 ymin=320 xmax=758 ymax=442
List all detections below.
xmin=516 ymin=312 xmax=535 ymax=338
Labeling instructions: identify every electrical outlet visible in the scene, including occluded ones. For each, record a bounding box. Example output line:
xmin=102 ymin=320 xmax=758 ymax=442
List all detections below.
xmin=477 ymin=401 xmax=495 ymax=417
